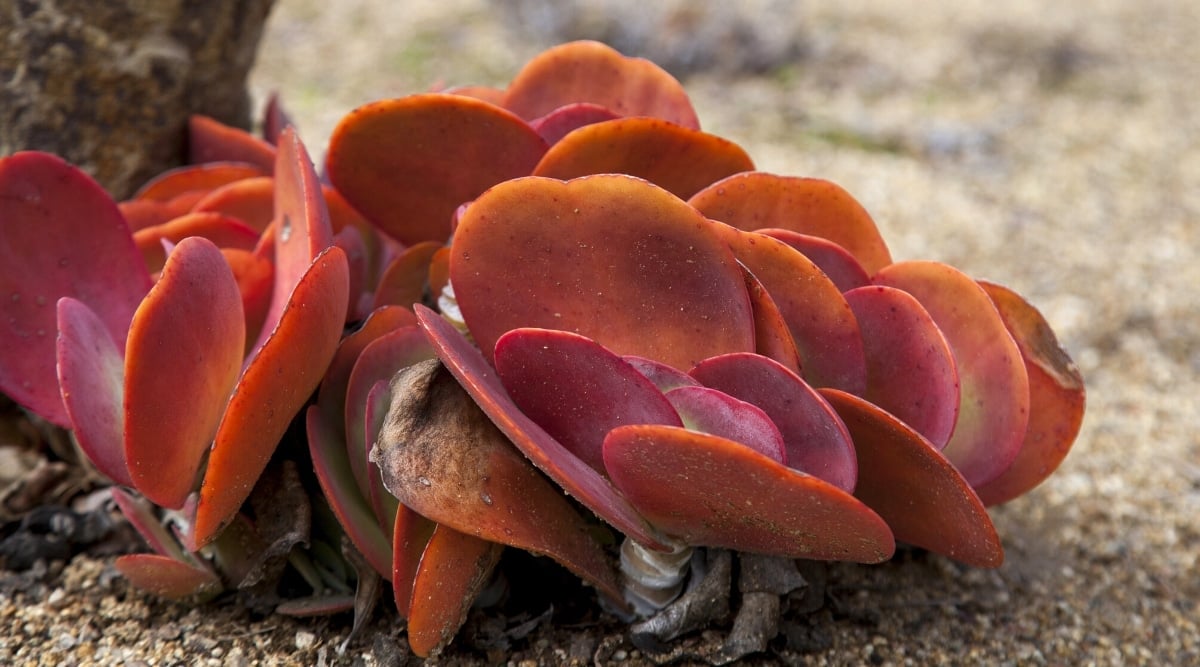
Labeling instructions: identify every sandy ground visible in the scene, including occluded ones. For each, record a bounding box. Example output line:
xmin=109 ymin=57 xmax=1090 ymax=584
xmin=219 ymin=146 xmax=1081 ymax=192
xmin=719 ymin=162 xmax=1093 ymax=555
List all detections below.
xmin=2 ymin=0 xmax=1197 ymax=665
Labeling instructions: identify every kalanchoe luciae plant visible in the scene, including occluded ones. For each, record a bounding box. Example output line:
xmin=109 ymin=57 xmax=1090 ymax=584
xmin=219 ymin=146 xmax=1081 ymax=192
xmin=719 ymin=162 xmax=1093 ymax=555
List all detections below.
xmin=0 ymin=39 xmax=1084 ymax=660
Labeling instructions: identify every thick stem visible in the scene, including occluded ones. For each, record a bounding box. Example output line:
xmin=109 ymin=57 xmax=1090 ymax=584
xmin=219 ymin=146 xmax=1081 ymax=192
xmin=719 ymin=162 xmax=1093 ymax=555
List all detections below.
xmin=619 ymin=536 xmax=693 ymax=616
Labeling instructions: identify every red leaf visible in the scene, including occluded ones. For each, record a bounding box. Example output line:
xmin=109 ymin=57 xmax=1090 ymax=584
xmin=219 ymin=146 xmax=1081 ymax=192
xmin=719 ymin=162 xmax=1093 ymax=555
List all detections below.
xmin=406 ymin=525 xmax=503 ymax=657
xmin=974 ymin=282 xmax=1086 ymax=506
xmin=874 ymin=261 xmax=1030 ymax=487
xmin=0 ymin=152 xmax=151 ymax=426
xmin=124 ymin=237 xmax=245 ymax=508
xmin=529 ymin=102 xmax=621 ymax=145
xmin=56 ymin=298 xmax=130 ymax=486
xmin=502 ymin=40 xmax=700 ymax=129
xmin=603 ymin=424 xmax=893 ymax=562
xmin=844 ymin=285 xmax=959 ymax=449
xmin=193 ymin=246 xmax=349 ymax=547
xmin=758 ymin=229 xmax=872 ymax=292
xmin=188 ymin=115 xmax=277 ymax=172
xmin=115 ymin=553 xmax=221 ymax=599
xmin=450 ymin=175 xmax=755 ymax=371
xmin=371 ymin=241 xmax=442 ymax=312
xmin=133 ymin=162 xmax=266 ymax=202
xmin=133 ymin=212 xmax=259 ymax=274
xmin=326 ymin=94 xmax=547 ymax=246
xmin=392 ymin=504 xmax=435 ymax=618
xmin=533 ymin=118 xmax=754 ymax=201
xmin=493 ymin=328 xmax=682 ymax=474
xmin=690 ymin=173 xmax=893 ymax=274
xmin=822 ymin=389 xmax=1003 ymax=568
xmin=664 ymin=385 xmax=786 ymax=464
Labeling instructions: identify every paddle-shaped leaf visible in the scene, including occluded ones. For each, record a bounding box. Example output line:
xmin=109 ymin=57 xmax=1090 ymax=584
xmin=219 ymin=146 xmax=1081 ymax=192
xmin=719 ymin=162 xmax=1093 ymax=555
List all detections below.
xmin=392 ymin=504 xmax=436 ymax=618
xmin=712 ymin=223 xmax=867 ymax=394
xmin=689 ymin=173 xmax=893 ymax=274
xmin=0 ymin=152 xmax=151 ymax=426
xmin=844 ymin=285 xmax=959 ymax=449
xmin=451 ymin=175 xmax=755 ymax=371
xmin=405 ymin=525 xmax=503 ymax=658
xmin=689 ymin=353 xmax=857 ymax=492
xmin=874 ymin=261 xmax=1030 ymax=487
xmin=373 ymin=359 xmax=624 ymax=600
xmin=133 ymin=212 xmax=259 ymax=274
xmin=414 ymin=305 xmax=666 ymax=550
xmin=758 ymin=229 xmax=872 ymax=292
xmin=821 ymin=389 xmax=1003 ymax=567
xmin=193 ymin=246 xmax=349 ymax=547
xmin=56 ymin=298 xmax=131 ymax=486
xmin=533 ymin=118 xmax=754 ymax=201
xmin=621 ymin=355 xmax=699 ymax=393
xmin=739 ymin=264 xmax=803 ymax=375
xmin=125 ymin=237 xmax=245 ymax=509
xmin=188 ymin=115 xmax=277 ymax=172
xmin=371 ymin=241 xmax=442 ymax=312
xmin=493 ymin=328 xmax=682 ymax=474
xmin=974 ymin=282 xmax=1086 ymax=505
xmin=307 ymin=406 xmax=393 ymax=579
xmin=192 ymin=176 xmax=276 ymax=232
xmin=326 ymin=94 xmax=548 ymax=246
xmin=664 ymin=385 xmax=786 ymax=464
xmin=529 ymin=102 xmax=621 ymax=145
xmin=115 ymin=553 xmax=222 ymax=600
xmin=134 ymin=162 xmax=266 ymax=202
xmin=603 ymin=424 xmax=893 ymax=562
xmin=502 ymin=40 xmax=700 ymax=129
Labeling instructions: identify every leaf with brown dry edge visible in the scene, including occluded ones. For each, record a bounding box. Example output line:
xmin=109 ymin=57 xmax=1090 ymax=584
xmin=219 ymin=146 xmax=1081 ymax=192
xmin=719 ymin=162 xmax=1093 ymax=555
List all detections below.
xmin=844 ymin=285 xmax=959 ymax=449
xmin=533 ymin=118 xmax=754 ymax=201
xmin=689 ymin=173 xmax=893 ymax=274
xmin=192 ymin=245 xmax=349 ymax=548
xmin=133 ymin=162 xmax=266 ymax=202
xmin=974 ymin=281 xmax=1086 ymax=506
xmin=501 ymin=40 xmax=700 ymax=129
xmin=450 ymin=174 xmax=755 ymax=371
xmin=414 ymin=305 xmax=667 ymax=550
xmin=689 ymin=353 xmax=858 ymax=492
xmin=115 ymin=553 xmax=222 ymax=600
xmin=821 ymin=389 xmax=1003 ymax=567
xmin=125 ymin=237 xmax=245 ymax=509
xmin=188 ymin=115 xmax=277 ymax=172
xmin=326 ymin=93 xmax=548 ymax=246
xmin=874 ymin=261 xmax=1030 ymax=487
xmin=372 ymin=358 xmax=624 ymax=603
xmin=307 ymin=405 xmax=393 ymax=580
xmin=492 ymin=327 xmax=682 ymax=475
xmin=602 ymin=424 xmax=894 ymax=562
xmin=56 ymin=298 xmax=130 ymax=486
xmin=0 ymin=152 xmax=151 ymax=427
xmin=133 ymin=212 xmax=259 ymax=274
xmin=712 ymin=223 xmax=867 ymax=394
xmin=405 ymin=524 xmax=504 ymax=658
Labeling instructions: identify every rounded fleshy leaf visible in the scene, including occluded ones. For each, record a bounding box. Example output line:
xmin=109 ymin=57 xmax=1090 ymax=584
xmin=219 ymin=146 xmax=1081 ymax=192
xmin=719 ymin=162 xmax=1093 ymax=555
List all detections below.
xmin=974 ymin=281 xmax=1086 ymax=506
xmin=621 ymin=355 xmax=699 ymax=393
xmin=689 ymin=353 xmax=857 ymax=492
xmin=713 ymin=223 xmax=867 ymax=394
xmin=371 ymin=241 xmax=442 ymax=312
xmin=56 ymin=298 xmax=131 ymax=486
xmin=125 ymin=237 xmax=246 ymax=509
xmin=193 ymin=246 xmax=349 ymax=547
xmin=758 ymin=228 xmax=872 ymax=292
xmin=603 ymin=424 xmax=893 ymax=561
xmin=665 ymin=385 xmax=786 ymax=464
xmin=415 ymin=305 xmax=667 ymax=550
xmin=533 ymin=118 xmax=753 ymax=201
xmin=689 ymin=173 xmax=893 ymax=274
xmin=318 ymin=305 xmax=418 ymax=430
xmin=739 ymin=264 xmax=803 ymax=375
xmin=250 ymin=127 xmax=337 ymax=358
xmin=451 ymin=174 xmax=755 ymax=370
xmin=530 ymin=102 xmax=622 ymax=145
xmin=502 ymin=40 xmax=700 ymax=129
xmin=221 ymin=249 xmax=274 ymax=355
xmin=844 ymin=285 xmax=959 ymax=448
xmin=133 ymin=162 xmax=266 ymax=202
xmin=874 ymin=261 xmax=1030 ymax=487
xmin=443 ymin=84 xmax=506 ymax=105
xmin=493 ymin=328 xmax=682 ymax=474
xmin=0 ymin=152 xmax=152 ymax=426
xmin=119 ymin=199 xmax=177 ymax=231
xmin=188 ymin=115 xmax=277 ymax=172
xmin=307 ymin=406 xmax=393 ymax=579
xmin=364 ymin=379 xmax=400 ymax=536
xmin=110 ymin=487 xmax=186 ymax=560
xmin=326 ymin=94 xmax=548 ymax=246
xmin=374 ymin=358 xmax=626 ymax=601
xmin=406 ymin=525 xmax=504 ymax=658
xmin=115 ymin=553 xmax=221 ymax=600
xmin=192 ymin=176 xmax=276 ymax=232
xmin=821 ymin=389 xmax=1003 ymax=567
xmin=392 ymin=504 xmax=436 ymax=618
xmin=133 ymin=212 xmax=259 ymax=274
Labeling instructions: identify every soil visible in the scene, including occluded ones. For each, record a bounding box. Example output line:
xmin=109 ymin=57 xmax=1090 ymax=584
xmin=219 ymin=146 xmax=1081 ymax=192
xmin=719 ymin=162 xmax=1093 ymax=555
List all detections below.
xmin=2 ymin=0 xmax=1197 ymax=665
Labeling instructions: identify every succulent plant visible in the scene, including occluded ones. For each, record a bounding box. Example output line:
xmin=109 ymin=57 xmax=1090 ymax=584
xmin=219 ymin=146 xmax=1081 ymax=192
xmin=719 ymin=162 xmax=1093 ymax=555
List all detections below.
xmin=0 ymin=40 xmax=1084 ymax=659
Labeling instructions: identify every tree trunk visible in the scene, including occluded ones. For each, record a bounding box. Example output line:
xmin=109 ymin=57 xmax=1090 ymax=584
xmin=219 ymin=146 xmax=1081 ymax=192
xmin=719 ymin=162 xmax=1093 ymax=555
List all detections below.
xmin=1 ymin=0 xmax=276 ymax=198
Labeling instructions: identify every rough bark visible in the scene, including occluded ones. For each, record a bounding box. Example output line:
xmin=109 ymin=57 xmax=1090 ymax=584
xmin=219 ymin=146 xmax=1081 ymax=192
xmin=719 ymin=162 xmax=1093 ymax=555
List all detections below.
xmin=1 ymin=0 xmax=276 ymax=198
